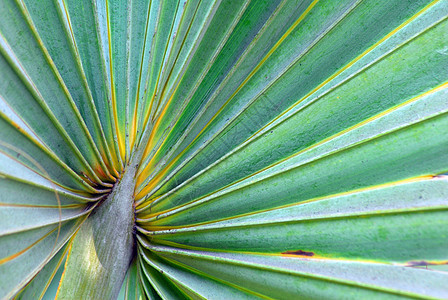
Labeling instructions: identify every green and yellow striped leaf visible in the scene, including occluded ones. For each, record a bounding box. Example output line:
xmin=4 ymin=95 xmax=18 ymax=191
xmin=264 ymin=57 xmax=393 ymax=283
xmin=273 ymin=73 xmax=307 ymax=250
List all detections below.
xmin=1 ymin=0 xmax=447 ymax=299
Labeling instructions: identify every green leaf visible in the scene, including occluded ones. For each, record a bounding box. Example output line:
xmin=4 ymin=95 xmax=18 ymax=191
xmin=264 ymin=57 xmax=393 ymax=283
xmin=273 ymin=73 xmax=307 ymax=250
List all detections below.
xmin=143 ymin=243 xmax=448 ymax=299
xmin=16 ymin=243 xmax=69 ymax=300
xmin=0 ymin=219 xmax=83 ymax=299
xmin=0 ymin=0 xmax=112 ymax=184
xmin=118 ymin=258 xmax=147 ymax=300
xmin=1 ymin=0 xmax=448 ymax=299
xmin=139 ymin=246 xmax=260 ymax=299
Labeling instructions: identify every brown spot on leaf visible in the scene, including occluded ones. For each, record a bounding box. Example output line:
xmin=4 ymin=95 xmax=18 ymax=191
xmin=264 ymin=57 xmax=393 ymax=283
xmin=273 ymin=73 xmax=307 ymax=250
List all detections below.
xmin=406 ymin=260 xmax=428 ymax=267
xmin=282 ymin=250 xmax=314 ymax=257
xmin=406 ymin=260 xmax=448 ymax=267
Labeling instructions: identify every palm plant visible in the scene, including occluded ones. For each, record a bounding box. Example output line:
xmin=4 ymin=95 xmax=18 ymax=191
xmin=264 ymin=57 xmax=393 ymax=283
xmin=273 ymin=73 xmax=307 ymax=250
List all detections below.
xmin=1 ymin=0 xmax=448 ymax=299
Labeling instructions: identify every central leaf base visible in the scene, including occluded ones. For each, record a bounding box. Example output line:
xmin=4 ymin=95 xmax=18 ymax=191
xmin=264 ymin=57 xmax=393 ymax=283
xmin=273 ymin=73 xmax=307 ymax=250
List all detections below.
xmin=57 ymin=162 xmax=137 ymax=299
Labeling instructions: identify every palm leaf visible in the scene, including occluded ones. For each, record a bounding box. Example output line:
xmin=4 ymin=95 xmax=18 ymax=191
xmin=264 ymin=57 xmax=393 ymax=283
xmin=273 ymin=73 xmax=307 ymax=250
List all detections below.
xmin=1 ymin=0 xmax=447 ymax=299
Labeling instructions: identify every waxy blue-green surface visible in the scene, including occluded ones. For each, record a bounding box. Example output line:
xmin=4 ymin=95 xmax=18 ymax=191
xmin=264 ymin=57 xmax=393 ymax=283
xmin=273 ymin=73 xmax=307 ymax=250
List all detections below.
xmin=1 ymin=0 xmax=448 ymax=299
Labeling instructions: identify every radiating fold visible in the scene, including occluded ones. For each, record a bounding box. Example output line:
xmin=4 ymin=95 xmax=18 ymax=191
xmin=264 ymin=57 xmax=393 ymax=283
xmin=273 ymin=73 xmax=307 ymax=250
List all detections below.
xmin=1 ymin=0 xmax=447 ymax=299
